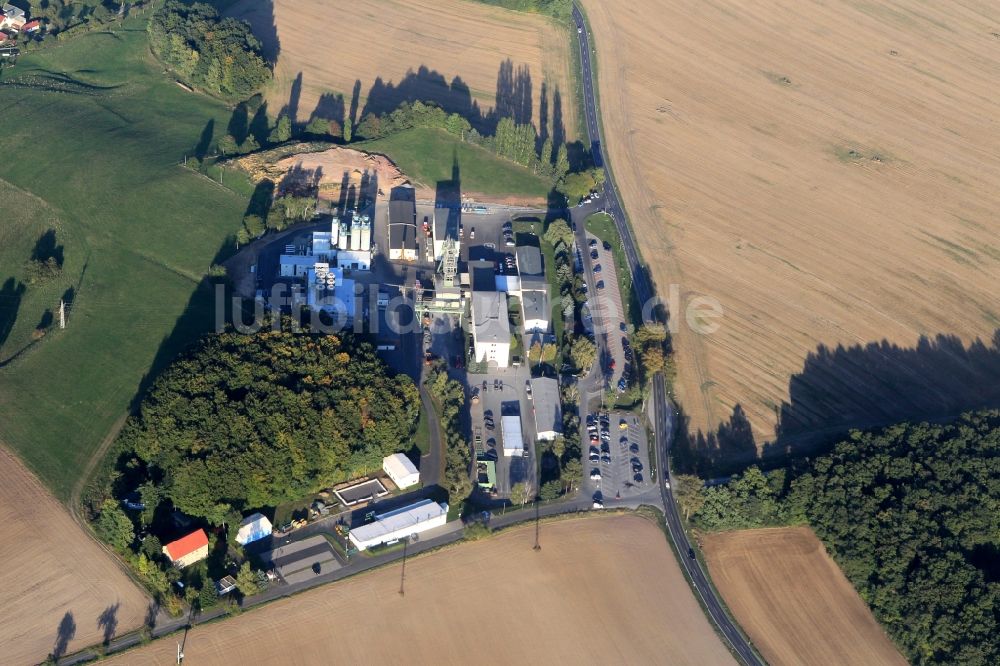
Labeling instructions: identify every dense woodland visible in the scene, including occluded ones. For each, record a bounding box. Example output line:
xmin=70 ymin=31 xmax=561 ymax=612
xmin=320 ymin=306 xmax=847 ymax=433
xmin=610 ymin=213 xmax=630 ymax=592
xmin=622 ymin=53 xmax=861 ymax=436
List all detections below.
xmin=109 ymin=327 xmax=419 ymax=525
xmin=683 ymin=410 xmax=1000 ymax=665
xmin=148 ymin=1 xmax=270 ymax=100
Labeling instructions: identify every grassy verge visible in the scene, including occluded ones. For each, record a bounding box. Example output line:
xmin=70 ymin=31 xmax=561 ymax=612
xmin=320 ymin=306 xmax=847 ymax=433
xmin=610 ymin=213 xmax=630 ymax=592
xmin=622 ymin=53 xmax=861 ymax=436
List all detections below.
xmin=357 ymin=127 xmax=550 ymax=200
xmin=0 ymin=22 xmax=250 ymax=497
xmin=413 ymin=405 xmax=432 ymax=455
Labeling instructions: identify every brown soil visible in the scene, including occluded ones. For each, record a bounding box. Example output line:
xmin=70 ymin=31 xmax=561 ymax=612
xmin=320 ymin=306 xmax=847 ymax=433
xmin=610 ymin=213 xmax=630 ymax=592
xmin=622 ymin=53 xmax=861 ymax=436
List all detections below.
xmin=581 ymin=0 xmax=1000 ymax=453
xmin=701 ymin=527 xmax=906 ymax=666
xmin=229 ymin=0 xmax=577 ymax=139
xmin=0 ymin=447 xmax=148 ymax=665
xmin=234 ymin=144 xmax=410 ymax=201
xmin=111 ymin=515 xmax=733 ymax=665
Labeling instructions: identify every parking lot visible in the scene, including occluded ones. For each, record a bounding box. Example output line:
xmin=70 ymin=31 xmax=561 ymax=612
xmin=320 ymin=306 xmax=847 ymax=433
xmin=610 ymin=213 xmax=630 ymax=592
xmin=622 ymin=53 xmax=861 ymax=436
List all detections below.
xmin=581 ymin=410 xmax=651 ymax=503
xmin=467 ymin=367 xmax=536 ymax=499
xmin=584 ymin=233 xmax=631 ymax=393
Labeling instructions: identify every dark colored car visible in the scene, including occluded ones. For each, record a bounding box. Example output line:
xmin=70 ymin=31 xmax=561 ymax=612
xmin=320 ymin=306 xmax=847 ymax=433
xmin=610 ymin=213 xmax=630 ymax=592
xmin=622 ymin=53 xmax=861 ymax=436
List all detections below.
xmin=596 ymin=280 xmax=605 ymax=290
xmin=603 ymin=240 xmax=611 ymax=251
xmin=589 ymin=238 xmax=598 ymax=248
xmin=591 ymin=249 xmax=599 ymax=260
xmin=593 ymin=264 xmax=602 ymax=273
xmin=634 ymin=472 xmax=644 ymax=483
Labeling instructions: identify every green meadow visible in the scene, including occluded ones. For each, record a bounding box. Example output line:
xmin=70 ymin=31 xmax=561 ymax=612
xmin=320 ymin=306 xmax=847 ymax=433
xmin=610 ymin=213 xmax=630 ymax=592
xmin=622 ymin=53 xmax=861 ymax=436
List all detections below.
xmin=0 ymin=23 xmax=248 ymax=497
xmin=359 ymin=127 xmax=551 ymax=200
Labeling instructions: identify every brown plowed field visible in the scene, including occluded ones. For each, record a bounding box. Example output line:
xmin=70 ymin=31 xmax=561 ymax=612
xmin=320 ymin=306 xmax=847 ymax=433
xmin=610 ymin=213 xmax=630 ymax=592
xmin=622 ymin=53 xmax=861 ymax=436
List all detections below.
xmin=581 ymin=0 xmax=1000 ymax=455
xmin=229 ymin=0 xmax=576 ymax=139
xmin=701 ymin=527 xmax=905 ymax=666
xmin=111 ymin=515 xmax=733 ymax=665
xmin=0 ymin=447 xmax=148 ymax=665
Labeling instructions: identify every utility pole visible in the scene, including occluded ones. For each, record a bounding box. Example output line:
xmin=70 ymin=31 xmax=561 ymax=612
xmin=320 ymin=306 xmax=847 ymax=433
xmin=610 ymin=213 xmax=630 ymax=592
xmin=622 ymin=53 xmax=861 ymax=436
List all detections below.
xmin=533 ymin=499 xmax=541 ymax=551
xmin=59 ymin=299 xmax=65 ymax=329
xmin=398 ymin=539 xmax=408 ymax=596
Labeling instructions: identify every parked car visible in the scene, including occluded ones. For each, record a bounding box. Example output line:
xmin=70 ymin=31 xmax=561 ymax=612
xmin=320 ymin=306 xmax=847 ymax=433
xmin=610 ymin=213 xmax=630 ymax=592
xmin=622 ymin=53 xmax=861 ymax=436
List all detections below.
xmin=590 ymin=469 xmax=602 ymax=481
xmin=470 ymin=227 xmax=475 ymax=239
xmin=593 ymin=264 xmax=602 ymax=273
xmin=634 ymin=472 xmax=644 ymax=483
xmin=596 ymin=280 xmax=605 ymax=290
xmin=589 ymin=238 xmax=598 ymax=248
xmin=591 ymin=249 xmax=599 ymax=260
xmin=603 ymin=240 xmax=611 ymax=251
xmin=630 ymin=443 xmax=640 ymax=454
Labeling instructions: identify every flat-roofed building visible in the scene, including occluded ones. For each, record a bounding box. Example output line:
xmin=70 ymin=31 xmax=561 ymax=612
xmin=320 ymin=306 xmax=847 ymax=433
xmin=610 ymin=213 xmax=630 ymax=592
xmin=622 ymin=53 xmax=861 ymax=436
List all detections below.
xmin=530 ymin=377 xmax=562 ymax=441
xmin=382 ymin=452 xmax=420 ymax=489
xmin=348 ymin=499 xmax=448 ymax=551
xmin=387 ymin=186 xmax=418 ymax=261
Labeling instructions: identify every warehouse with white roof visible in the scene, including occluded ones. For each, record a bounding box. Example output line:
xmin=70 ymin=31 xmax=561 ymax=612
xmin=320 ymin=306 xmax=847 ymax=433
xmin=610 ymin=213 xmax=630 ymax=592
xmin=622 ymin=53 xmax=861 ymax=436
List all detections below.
xmin=501 ymin=414 xmax=524 ymax=457
xmin=382 ymin=452 xmax=420 ymax=489
xmin=348 ymin=499 xmax=448 ymax=551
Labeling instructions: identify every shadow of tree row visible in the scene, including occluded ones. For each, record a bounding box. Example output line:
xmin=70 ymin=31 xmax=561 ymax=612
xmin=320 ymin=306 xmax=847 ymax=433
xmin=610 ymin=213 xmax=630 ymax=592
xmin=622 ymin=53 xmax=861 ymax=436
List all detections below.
xmin=674 ymin=330 xmax=1000 ymax=476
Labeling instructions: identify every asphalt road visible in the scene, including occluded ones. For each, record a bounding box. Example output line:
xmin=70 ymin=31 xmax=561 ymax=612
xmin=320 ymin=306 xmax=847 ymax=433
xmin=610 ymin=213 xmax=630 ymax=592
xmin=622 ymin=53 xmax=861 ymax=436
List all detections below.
xmin=573 ymin=6 xmax=763 ymax=665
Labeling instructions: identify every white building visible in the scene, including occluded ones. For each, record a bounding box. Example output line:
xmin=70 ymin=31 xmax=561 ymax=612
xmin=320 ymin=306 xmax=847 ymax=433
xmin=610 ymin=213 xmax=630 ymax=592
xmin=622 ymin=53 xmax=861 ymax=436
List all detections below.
xmin=336 ymin=249 xmax=371 ymax=271
xmin=501 ymin=414 xmax=524 ymax=457
xmin=521 ymin=290 xmax=549 ymax=333
xmin=471 ymin=291 xmax=510 ymax=368
xmin=432 ymin=207 xmax=460 ymax=260
xmin=348 ymin=499 xmax=448 ymax=551
xmin=306 ymin=263 xmax=356 ymax=321
xmin=382 ymin=452 xmax=420 ymax=489
xmin=530 ymin=378 xmax=562 ymax=441
xmin=235 ymin=513 xmax=273 ymax=546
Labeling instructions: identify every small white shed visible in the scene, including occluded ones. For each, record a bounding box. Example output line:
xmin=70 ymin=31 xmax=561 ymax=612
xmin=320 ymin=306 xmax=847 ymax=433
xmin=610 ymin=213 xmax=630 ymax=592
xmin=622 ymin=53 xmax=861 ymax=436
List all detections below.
xmin=383 ymin=453 xmax=420 ymax=489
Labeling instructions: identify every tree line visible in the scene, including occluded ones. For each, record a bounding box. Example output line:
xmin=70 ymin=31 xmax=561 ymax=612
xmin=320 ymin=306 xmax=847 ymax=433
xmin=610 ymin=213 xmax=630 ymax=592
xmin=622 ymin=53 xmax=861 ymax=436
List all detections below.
xmin=148 ymin=1 xmax=271 ymax=101
xmin=678 ymin=410 xmax=1000 ymax=665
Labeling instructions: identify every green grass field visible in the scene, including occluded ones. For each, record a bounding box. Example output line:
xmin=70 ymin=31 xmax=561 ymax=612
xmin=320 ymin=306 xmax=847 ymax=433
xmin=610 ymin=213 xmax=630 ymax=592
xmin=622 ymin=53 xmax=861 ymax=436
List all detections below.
xmin=0 ymin=23 xmax=249 ymax=498
xmin=359 ymin=128 xmax=550 ymax=200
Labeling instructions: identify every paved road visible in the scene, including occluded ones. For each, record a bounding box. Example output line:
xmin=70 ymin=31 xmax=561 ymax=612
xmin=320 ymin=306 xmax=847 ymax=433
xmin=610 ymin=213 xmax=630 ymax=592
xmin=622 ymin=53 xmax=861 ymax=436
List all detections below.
xmin=573 ymin=6 xmax=763 ymax=665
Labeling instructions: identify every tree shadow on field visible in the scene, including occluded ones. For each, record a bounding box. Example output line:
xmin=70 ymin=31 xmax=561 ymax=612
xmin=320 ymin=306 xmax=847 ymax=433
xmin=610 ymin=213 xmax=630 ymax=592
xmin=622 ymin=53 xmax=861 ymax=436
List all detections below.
xmin=674 ymin=330 xmax=1000 ymax=476
xmin=97 ymin=603 xmax=119 ymax=646
xmin=51 ymin=611 xmax=76 ymax=660
xmin=32 ymin=228 xmax=64 ymax=267
xmin=0 ymin=277 xmax=26 ymax=351
xmin=193 ymin=118 xmax=214 ymax=160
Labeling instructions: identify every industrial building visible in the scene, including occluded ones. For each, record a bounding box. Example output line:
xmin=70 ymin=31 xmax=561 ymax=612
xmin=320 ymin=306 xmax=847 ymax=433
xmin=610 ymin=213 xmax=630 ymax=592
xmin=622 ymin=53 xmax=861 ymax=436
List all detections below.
xmin=471 ymin=290 xmax=511 ymax=368
xmin=432 ymin=206 xmax=460 ymax=260
xmin=348 ymin=499 xmax=449 ymax=551
xmin=387 ymin=186 xmax=418 ymax=261
xmin=501 ymin=414 xmax=524 ymax=457
xmin=236 ymin=513 xmax=273 ymax=546
xmin=305 ymin=263 xmax=356 ymax=321
xmin=530 ymin=377 xmax=562 ymax=441
xmin=162 ymin=529 xmax=209 ymax=568
xmin=382 ymin=453 xmax=420 ymax=489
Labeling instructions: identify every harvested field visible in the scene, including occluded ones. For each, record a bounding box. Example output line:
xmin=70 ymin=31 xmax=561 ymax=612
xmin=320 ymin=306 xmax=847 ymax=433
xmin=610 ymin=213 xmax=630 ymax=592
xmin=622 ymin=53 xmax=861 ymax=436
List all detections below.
xmin=701 ymin=527 xmax=905 ymax=666
xmin=580 ymin=0 xmax=1000 ymax=459
xmin=229 ymin=0 xmax=576 ymax=139
xmin=0 ymin=447 xmax=148 ymax=666
xmin=111 ymin=515 xmax=733 ymax=665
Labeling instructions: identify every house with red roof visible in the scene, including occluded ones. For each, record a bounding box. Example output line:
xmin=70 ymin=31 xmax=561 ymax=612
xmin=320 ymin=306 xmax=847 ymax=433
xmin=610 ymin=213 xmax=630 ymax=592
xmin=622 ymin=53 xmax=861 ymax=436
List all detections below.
xmin=21 ymin=19 xmax=39 ymax=33
xmin=162 ymin=529 xmax=210 ymax=568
